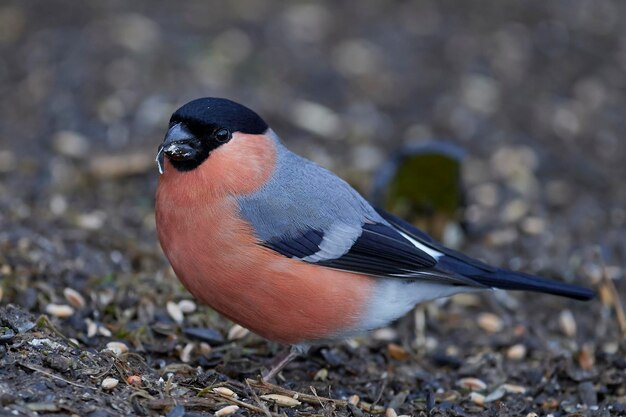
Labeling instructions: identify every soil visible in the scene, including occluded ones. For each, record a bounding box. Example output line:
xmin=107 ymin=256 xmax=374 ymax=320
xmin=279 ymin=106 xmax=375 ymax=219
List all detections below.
xmin=0 ymin=1 xmax=625 ymax=416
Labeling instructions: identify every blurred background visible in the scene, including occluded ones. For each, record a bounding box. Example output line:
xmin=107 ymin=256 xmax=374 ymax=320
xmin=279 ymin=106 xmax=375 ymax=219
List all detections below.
xmin=1 ymin=0 xmax=625 ymax=413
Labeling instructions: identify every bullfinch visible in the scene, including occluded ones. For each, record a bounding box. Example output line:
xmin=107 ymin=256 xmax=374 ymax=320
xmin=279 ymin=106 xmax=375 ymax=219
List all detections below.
xmin=155 ymin=97 xmax=594 ymax=380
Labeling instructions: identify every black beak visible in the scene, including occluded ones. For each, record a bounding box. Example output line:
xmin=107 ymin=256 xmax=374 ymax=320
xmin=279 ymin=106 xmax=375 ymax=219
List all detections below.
xmin=156 ymin=123 xmax=196 ymax=174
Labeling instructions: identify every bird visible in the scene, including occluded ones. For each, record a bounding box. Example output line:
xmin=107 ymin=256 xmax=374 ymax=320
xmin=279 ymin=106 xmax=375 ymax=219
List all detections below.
xmin=155 ymin=97 xmax=595 ymax=380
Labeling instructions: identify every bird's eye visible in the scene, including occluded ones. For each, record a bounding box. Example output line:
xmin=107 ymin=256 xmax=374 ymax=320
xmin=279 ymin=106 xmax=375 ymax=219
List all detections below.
xmin=214 ymin=128 xmax=231 ymax=142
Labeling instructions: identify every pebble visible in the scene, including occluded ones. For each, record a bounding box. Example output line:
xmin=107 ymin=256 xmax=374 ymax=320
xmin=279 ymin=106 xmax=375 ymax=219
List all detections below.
xmin=45 ymin=304 xmax=75 ymax=318
xmin=214 ymin=405 xmax=239 ymax=417
xmin=506 ymin=344 xmax=527 ymax=360
xmin=101 ymin=377 xmax=119 ymax=390
xmin=558 ymin=309 xmax=577 ymax=337
xmin=457 ymin=377 xmax=487 ymax=391
xmin=199 ymin=342 xmax=212 ymax=355
xmin=127 ymin=375 xmax=141 ymax=385
xmin=260 ymin=394 xmax=301 ymax=407
xmin=63 ymin=288 xmax=86 ymax=309
xmin=166 ymin=301 xmax=184 ymax=324
xmin=213 ymin=387 xmax=238 ymax=399
xmin=477 ymin=312 xmax=503 ymax=333
xmin=227 ymin=324 xmax=249 ymax=340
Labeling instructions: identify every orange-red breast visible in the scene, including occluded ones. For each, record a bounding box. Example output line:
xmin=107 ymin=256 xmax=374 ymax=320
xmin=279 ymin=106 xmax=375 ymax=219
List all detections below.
xmin=155 ymin=97 xmax=594 ymax=379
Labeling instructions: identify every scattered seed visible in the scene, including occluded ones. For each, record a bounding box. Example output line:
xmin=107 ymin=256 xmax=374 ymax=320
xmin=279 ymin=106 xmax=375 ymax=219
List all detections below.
xmin=559 ymin=309 xmax=577 ymax=337
xmin=85 ymin=318 xmax=98 ymax=338
xmin=227 ymin=324 xmax=249 ymax=341
xmin=469 ymin=392 xmax=485 ymax=406
xmin=214 ymin=405 xmax=239 ymax=417
xmin=177 ymin=299 xmax=197 ymax=314
xmin=577 ymin=344 xmax=595 ymax=369
xmin=501 ymin=383 xmax=526 ymax=394
xmin=199 ymin=342 xmax=212 ymax=356
xmin=477 ymin=312 xmax=503 ymax=333
xmin=525 ymin=413 xmax=539 ymax=417
xmin=457 ymin=377 xmax=487 ymax=391
xmin=385 ymin=408 xmax=398 ymax=417
xmin=45 ymin=304 xmax=75 ymax=318
xmin=387 ymin=343 xmax=410 ymax=361
xmin=314 ymin=368 xmax=328 ymax=381
xmin=105 ymin=341 xmax=129 ymax=356
xmin=506 ymin=344 xmax=527 ymax=360
xmin=180 ymin=342 xmax=194 ymax=363
xmin=98 ymin=325 xmax=112 ymax=337
xmin=348 ymin=395 xmax=360 ymax=405
xmin=484 ymin=387 xmax=506 ymax=403
xmin=63 ymin=287 xmax=86 ymax=309
xmin=261 ymin=394 xmax=301 ymax=407
xmin=101 ymin=377 xmax=119 ymax=390
xmin=213 ymin=387 xmax=238 ymax=398
xmin=167 ymin=301 xmax=184 ymax=324
xmin=127 ymin=375 xmax=142 ymax=385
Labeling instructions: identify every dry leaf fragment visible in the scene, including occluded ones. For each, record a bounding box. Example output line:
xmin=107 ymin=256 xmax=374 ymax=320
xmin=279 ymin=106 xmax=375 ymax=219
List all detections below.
xmin=387 ymin=343 xmax=410 ymax=361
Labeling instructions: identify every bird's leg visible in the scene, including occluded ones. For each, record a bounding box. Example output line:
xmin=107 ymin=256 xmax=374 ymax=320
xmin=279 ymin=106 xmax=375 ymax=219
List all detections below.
xmin=262 ymin=344 xmax=307 ymax=382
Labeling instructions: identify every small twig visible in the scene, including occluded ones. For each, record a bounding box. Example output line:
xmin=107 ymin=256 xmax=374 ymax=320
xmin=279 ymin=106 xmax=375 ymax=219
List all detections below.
xmin=371 ymin=374 xmax=387 ymax=407
xmin=18 ymin=362 xmax=96 ymax=390
xmin=248 ymin=378 xmax=347 ymax=407
xmin=35 ymin=315 xmax=80 ymax=349
xmin=246 ymin=379 xmax=272 ymax=417
xmin=597 ymin=250 xmax=626 ymax=338
xmin=145 ymin=395 xmax=281 ymax=417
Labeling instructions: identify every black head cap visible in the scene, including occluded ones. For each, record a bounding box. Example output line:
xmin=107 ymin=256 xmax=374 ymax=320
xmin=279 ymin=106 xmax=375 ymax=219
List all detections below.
xmin=157 ymin=97 xmax=269 ymax=173
xmin=170 ymin=97 xmax=268 ymax=135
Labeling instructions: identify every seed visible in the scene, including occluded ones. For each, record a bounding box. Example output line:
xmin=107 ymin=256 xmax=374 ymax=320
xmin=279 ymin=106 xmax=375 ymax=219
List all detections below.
xmin=178 ymin=299 xmax=197 ymax=313
xmin=180 ymin=342 xmax=194 ymax=363
xmin=387 ymin=343 xmax=410 ymax=361
xmin=85 ymin=318 xmax=98 ymax=338
xmin=101 ymin=377 xmax=119 ymax=389
xmin=63 ymin=287 xmax=86 ymax=309
xmin=484 ymin=387 xmax=506 ymax=403
xmin=314 ymin=368 xmax=328 ymax=381
xmin=46 ymin=304 xmax=75 ymax=318
xmin=559 ymin=309 xmax=577 ymax=337
xmin=506 ymin=344 xmax=527 ymax=360
xmin=500 ymin=383 xmax=526 ymax=394
xmin=457 ymin=377 xmax=487 ymax=391
xmin=525 ymin=413 xmax=538 ymax=417
xmin=167 ymin=301 xmax=184 ymax=324
xmin=469 ymin=392 xmax=485 ymax=406
xmin=385 ymin=408 xmax=398 ymax=417
xmin=214 ymin=405 xmax=239 ymax=416
xmin=105 ymin=341 xmax=129 ymax=356
xmin=213 ymin=387 xmax=238 ymax=398
xmin=477 ymin=312 xmax=503 ymax=333
xmin=98 ymin=325 xmax=112 ymax=337
xmin=227 ymin=324 xmax=249 ymax=341
xmin=199 ymin=342 xmax=212 ymax=356
xmin=348 ymin=395 xmax=360 ymax=405
xmin=260 ymin=394 xmax=301 ymax=407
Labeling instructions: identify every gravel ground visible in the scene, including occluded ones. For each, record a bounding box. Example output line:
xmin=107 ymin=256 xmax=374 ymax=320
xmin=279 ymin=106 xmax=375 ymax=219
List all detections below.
xmin=0 ymin=1 xmax=625 ymax=416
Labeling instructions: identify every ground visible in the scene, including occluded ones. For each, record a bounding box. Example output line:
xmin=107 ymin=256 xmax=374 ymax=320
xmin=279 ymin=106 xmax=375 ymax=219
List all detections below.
xmin=0 ymin=1 xmax=625 ymax=416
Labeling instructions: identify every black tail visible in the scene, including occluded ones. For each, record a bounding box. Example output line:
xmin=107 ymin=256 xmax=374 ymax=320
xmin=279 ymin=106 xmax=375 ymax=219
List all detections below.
xmin=467 ymin=268 xmax=595 ymax=301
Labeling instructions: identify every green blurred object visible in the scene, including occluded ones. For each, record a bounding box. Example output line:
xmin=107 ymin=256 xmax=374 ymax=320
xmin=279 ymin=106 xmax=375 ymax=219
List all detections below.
xmin=372 ymin=141 xmax=465 ymax=243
